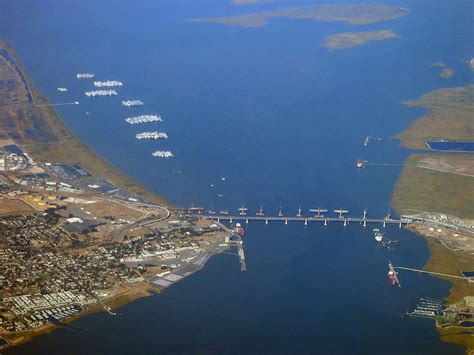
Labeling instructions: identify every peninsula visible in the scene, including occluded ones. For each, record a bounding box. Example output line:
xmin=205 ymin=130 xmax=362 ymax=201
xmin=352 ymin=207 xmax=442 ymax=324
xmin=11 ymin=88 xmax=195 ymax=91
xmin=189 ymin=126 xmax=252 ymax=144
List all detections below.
xmin=392 ymin=84 xmax=474 ymax=351
xmin=0 ymin=38 xmax=237 ymax=350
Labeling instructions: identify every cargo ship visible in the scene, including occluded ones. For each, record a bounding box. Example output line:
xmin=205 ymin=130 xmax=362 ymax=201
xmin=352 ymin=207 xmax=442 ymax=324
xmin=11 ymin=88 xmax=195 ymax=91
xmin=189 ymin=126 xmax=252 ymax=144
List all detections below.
xmin=94 ymin=80 xmax=123 ymax=87
xmin=135 ymin=131 xmax=168 ymax=140
xmin=152 ymin=150 xmax=173 ymax=158
xmin=122 ymin=100 xmax=144 ymax=107
xmin=85 ymin=90 xmax=117 ymax=97
xmin=234 ymin=223 xmax=245 ymax=237
xmin=126 ymin=115 xmax=162 ymax=125
xmin=76 ymin=73 xmax=94 ymax=79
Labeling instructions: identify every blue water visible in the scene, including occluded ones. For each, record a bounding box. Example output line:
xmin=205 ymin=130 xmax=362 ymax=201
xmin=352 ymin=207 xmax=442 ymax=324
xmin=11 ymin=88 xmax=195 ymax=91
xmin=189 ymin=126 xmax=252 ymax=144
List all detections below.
xmin=428 ymin=141 xmax=474 ymax=152
xmin=1 ymin=0 xmax=473 ymax=353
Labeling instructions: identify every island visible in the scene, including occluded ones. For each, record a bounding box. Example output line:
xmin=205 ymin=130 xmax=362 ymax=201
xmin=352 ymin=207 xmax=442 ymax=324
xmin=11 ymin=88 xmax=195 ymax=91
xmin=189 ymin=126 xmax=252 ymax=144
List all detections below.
xmin=392 ymin=84 xmax=474 ymax=351
xmin=430 ymin=62 xmax=454 ymax=79
xmin=0 ymin=38 xmax=240 ymax=349
xmin=189 ymin=3 xmax=410 ymax=28
xmin=323 ymin=29 xmax=399 ymax=50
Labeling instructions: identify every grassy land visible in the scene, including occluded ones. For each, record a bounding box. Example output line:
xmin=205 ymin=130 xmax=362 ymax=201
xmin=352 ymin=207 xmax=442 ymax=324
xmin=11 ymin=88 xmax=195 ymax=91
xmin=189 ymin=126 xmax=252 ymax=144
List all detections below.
xmin=190 ymin=3 xmax=409 ymax=28
xmin=392 ymin=154 xmax=474 ymax=219
xmin=395 ymin=84 xmax=474 ymax=150
xmin=323 ymin=29 xmax=398 ymax=50
xmin=392 ymin=84 xmax=474 ymax=353
xmin=0 ymin=39 xmax=169 ymax=206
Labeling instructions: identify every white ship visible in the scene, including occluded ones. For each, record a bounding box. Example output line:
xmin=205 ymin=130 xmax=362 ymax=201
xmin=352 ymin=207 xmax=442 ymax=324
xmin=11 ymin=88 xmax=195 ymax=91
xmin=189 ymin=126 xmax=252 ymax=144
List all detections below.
xmin=135 ymin=132 xmax=168 ymax=140
xmin=373 ymin=228 xmax=383 ymax=242
xmin=125 ymin=115 xmax=162 ymax=124
xmin=57 ymin=87 xmax=68 ymax=92
xmin=152 ymin=150 xmax=174 ymax=158
xmin=76 ymin=73 xmax=95 ymax=79
xmin=94 ymin=80 xmax=123 ymax=87
xmin=121 ymin=100 xmax=144 ymax=107
xmin=85 ymin=90 xmax=117 ymax=97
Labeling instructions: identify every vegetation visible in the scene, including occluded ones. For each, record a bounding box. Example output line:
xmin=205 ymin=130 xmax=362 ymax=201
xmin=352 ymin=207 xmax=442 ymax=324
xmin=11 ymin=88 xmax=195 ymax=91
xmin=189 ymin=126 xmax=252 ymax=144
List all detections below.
xmin=190 ymin=4 xmax=409 ymax=28
xmin=395 ymin=84 xmax=474 ymax=150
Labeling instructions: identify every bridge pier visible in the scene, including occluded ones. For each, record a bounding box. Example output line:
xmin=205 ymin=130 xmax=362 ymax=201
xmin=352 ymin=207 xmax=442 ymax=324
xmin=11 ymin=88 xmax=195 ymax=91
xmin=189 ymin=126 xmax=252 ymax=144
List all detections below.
xmin=383 ymin=221 xmax=386 ymax=227
xmin=230 ymin=218 xmax=233 ymax=224
xmin=285 ymin=219 xmax=288 ymax=225
xmin=344 ymin=219 xmax=347 ymax=227
xmin=304 ymin=219 xmax=308 ymax=226
xmin=245 ymin=218 xmax=249 ymax=224
xmin=363 ymin=220 xmax=366 ymax=227
xmin=217 ymin=218 xmax=220 ymax=223
xmin=399 ymin=222 xmax=402 ymax=228
xmin=265 ymin=219 xmax=268 ymax=225
xmin=324 ymin=219 xmax=327 ymax=226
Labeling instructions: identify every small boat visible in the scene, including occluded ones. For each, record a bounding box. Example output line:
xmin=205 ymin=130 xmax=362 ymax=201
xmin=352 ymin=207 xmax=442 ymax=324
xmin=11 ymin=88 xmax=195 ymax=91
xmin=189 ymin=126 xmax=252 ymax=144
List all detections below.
xmin=57 ymin=87 xmax=68 ymax=92
xmin=220 ymin=210 xmax=229 ymax=215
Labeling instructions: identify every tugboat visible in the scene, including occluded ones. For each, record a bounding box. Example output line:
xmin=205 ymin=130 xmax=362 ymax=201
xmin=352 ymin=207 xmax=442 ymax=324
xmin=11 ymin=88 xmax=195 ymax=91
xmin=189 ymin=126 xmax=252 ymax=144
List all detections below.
xmin=373 ymin=228 xmax=384 ymax=243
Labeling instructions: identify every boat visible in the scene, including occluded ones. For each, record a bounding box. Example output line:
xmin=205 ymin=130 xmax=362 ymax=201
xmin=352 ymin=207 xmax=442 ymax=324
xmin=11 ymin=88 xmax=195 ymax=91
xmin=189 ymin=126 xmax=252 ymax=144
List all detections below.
xmin=121 ymin=100 xmax=144 ymax=107
xmin=126 ymin=115 xmax=162 ymax=125
xmin=373 ymin=228 xmax=383 ymax=242
xmin=217 ymin=194 xmax=224 ymax=198
xmin=234 ymin=223 xmax=245 ymax=237
xmin=172 ymin=170 xmax=182 ymax=174
xmin=356 ymin=159 xmax=367 ymax=168
xmin=76 ymin=73 xmax=94 ymax=79
xmin=388 ymin=270 xmax=397 ymax=286
xmin=256 ymin=205 xmax=265 ymax=216
xmin=85 ymin=90 xmax=117 ymax=97
xmin=57 ymin=87 xmax=68 ymax=92
xmin=93 ymin=80 xmax=123 ymax=87
xmin=219 ymin=210 xmax=229 ymax=215
xmin=135 ymin=131 xmax=168 ymax=140
xmin=152 ymin=150 xmax=173 ymax=158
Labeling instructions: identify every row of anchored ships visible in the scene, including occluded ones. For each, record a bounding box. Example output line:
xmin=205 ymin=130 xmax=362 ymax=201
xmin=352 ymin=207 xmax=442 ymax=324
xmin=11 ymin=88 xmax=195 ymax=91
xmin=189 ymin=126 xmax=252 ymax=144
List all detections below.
xmin=76 ymin=73 xmax=173 ymax=158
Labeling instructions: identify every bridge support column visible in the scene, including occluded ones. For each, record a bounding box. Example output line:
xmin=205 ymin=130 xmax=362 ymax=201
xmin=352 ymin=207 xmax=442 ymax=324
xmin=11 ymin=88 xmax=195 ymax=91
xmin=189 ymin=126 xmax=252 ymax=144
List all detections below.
xmin=383 ymin=221 xmax=386 ymax=227
xmin=304 ymin=219 xmax=308 ymax=226
xmin=344 ymin=219 xmax=347 ymax=227
xmin=246 ymin=218 xmax=248 ymax=224
xmin=265 ymin=219 xmax=268 ymax=225
xmin=285 ymin=219 xmax=288 ymax=225
xmin=399 ymin=222 xmax=402 ymax=228
xmin=363 ymin=220 xmax=366 ymax=227
xmin=217 ymin=218 xmax=220 ymax=223
xmin=324 ymin=219 xmax=327 ymax=226
xmin=230 ymin=218 xmax=233 ymax=224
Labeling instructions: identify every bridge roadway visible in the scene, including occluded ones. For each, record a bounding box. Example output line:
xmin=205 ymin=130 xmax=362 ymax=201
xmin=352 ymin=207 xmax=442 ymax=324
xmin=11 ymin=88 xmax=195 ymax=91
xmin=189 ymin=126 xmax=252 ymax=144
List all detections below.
xmin=204 ymin=215 xmax=408 ymax=227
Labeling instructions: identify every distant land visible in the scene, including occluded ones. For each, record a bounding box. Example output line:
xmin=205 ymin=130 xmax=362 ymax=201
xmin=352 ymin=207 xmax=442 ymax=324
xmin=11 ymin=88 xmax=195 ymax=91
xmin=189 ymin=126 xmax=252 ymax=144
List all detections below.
xmin=392 ymin=84 xmax=474 ymax=352
xmin=323 ymin=29 xmax=398 ymax=50
xmin=190 ymin=3 xmax=410 ymax=28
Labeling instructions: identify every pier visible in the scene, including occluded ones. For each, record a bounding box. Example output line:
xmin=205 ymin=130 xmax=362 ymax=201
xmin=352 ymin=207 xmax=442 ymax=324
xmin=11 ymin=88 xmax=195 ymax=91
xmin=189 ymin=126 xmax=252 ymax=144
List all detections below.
xmin=204 ymin=215 xmax=409 ymax=228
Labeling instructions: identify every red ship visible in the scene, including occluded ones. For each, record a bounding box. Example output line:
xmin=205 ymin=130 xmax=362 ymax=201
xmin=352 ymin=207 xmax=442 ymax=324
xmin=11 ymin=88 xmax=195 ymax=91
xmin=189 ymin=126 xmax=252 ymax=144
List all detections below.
xmin=234 ymin=223 xmax=245 ymax=237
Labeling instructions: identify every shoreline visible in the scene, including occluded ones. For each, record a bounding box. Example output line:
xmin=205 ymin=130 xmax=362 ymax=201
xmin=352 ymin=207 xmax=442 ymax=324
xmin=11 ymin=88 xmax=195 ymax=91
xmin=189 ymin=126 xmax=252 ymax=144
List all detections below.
xmin=0 ymin=38 xmax=234 ymax=350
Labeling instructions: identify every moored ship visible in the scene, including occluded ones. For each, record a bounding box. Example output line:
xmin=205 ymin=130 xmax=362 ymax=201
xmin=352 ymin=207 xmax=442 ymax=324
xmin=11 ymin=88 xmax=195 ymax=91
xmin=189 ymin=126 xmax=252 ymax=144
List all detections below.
xmin=135 ymin=132 xmax=168 ymax=140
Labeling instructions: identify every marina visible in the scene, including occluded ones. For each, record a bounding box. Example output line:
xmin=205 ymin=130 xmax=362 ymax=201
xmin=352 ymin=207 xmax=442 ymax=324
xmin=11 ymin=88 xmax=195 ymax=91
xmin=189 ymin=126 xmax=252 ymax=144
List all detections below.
xmin=135 ymin=132 xmax=168 ymax=140
xmin=152 ymin=150 xmax=173 ymax=158
xmin=85 ymin=90 xmax=117 ymax=97
xmin=93 ymin=80 xmax=123 ymax=87
xmin=121 ymin=100 xmax=144 ymax=107
xmin=125 ymin=115 xmax=162 ymax=125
